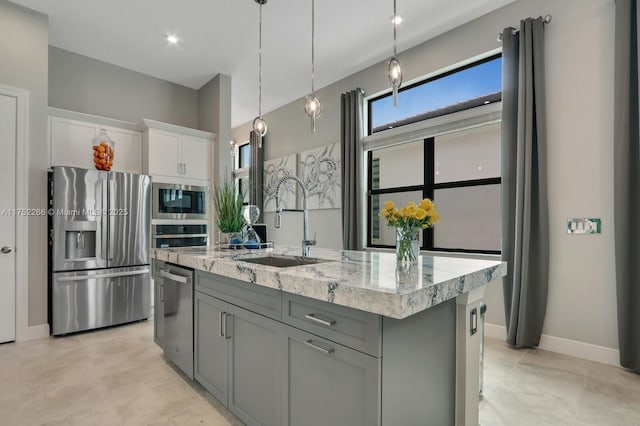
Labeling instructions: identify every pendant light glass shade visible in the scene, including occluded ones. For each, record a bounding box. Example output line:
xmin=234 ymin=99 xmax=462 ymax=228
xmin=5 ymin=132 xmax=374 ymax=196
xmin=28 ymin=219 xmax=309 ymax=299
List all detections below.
xmin=388 ymin=0 xmax=402 ymax=107
xmin=304 ymin=94 xmax=321 ymax=133
xmin=252 ymin=117 xmax=267 ymax=137
xmin=253 ymin=0 xmax=268 ymax=139
xmin=388 ymin=56 xmax=402 ymax=107
xmin=304 ymin=0 xmax=321 ymax=132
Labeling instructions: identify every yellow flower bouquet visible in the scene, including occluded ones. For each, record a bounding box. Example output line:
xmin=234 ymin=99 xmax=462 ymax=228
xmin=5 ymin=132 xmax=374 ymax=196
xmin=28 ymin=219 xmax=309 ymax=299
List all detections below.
xmin=379 ymin=198 xmax=440 ymax=264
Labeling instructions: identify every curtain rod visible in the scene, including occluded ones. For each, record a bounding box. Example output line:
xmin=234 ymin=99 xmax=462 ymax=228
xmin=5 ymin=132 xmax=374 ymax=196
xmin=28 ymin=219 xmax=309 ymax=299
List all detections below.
xmin=497 ymin=14 xmax=552 ymax=42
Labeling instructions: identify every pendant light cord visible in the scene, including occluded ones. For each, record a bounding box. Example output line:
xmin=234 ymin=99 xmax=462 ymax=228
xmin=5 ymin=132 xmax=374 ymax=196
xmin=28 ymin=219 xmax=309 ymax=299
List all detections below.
xmin=311 ymin=0 xmax=315 ymax=94
xmin=393 ymin=0 xmax=398 ymax=57
xmin=258 ymin=3 xmax=263 ymax=117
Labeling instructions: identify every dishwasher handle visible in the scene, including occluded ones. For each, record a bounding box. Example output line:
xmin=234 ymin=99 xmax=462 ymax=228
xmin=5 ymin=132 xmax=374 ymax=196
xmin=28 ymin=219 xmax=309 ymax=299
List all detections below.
xmin=159 ymin=269 xmax=190 ymax=284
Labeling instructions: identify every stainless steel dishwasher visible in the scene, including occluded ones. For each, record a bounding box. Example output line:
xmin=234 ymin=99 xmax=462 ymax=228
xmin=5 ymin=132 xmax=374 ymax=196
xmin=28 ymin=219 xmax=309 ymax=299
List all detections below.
xmin=158 ymin=263 xmax=194 ymax=378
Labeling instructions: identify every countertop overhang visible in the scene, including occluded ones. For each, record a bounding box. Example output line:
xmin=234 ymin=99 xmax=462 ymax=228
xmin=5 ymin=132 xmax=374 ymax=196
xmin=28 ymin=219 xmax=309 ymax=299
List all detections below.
xmin=152 ymin=246 xmax=506 ymax=319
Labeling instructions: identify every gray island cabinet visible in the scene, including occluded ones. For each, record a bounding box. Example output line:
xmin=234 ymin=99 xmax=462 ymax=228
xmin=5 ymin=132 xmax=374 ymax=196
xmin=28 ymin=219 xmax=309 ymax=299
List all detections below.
xmin=152 ymin=246 xmax=506 ymax=426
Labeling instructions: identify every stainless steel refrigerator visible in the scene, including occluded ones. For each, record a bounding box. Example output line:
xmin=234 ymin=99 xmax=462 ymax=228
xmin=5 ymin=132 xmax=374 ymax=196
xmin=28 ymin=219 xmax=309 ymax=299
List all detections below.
xmin=49 ymin=166 xmax=152 ymax=335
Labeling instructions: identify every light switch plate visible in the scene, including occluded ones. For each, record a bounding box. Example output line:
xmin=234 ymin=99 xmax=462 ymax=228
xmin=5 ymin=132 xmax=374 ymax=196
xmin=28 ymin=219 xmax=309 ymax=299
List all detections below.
xmin=567 ymin=218 xmax=601 ymax=234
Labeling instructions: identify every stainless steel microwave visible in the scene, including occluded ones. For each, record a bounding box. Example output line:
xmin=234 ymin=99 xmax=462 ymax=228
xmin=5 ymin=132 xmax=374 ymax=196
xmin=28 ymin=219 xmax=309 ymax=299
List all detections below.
xmin=152 ymin=183 xmax=208 ymax=220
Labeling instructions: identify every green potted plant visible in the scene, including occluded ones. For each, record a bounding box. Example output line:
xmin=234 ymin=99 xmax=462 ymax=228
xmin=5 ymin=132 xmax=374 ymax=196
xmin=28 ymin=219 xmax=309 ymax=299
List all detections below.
xmin=213 ymin=176 xmax=244 ymax=246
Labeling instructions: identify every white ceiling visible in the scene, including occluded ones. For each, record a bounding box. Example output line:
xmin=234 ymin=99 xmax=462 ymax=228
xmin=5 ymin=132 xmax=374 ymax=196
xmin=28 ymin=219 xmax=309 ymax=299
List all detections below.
xmin=9 ymin=0 xmax=513 ymax=128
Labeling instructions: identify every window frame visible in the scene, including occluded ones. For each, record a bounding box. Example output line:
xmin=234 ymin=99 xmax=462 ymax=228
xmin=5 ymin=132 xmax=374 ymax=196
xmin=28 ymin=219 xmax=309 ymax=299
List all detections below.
xmin=364 ymin=53 xmax=503 ymax=255
xmin=238 ymin=142 xmax=251 ymax=169
xmin=366 ymin=135 xmax=501 ymax=255
xmin=233 ymin=141 xmax=250 ymax=205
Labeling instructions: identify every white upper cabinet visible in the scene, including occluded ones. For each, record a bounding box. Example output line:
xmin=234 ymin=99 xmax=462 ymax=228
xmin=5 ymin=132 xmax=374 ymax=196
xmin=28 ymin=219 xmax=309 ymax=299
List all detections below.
xmin=180 ymin=136 xmax=210 ymax=180
xmin=48 ymin=108 xmax=143 ymax=173
xmin=141 ymin=119 xmax=214 ymax=184
xmin=146 ymin=129 xmax=181 ymax=177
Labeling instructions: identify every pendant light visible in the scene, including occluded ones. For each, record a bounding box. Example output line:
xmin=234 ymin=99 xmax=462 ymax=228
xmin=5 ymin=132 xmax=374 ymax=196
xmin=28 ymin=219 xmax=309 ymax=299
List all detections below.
xmin=304 ymin=0 xmax=321 ymax=132
xmin=388 ymin=0 xmax=402 ymax=107
xmin=252 ymin=0 xmax=268 ymax=142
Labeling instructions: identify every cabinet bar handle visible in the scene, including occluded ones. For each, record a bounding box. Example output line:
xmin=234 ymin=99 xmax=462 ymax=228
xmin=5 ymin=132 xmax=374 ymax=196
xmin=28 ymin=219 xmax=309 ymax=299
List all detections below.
xmin=304 ymin=339 xmax=335 ymax=355
xmin=223 ymin=313 xmax=230 ymax=339
xmin=304 ymin=313 xmax=336 ymax=327
xmin=219 ymin=311 xmax=225 ymax=337
xmin=160 ymin=284 xmax=164 ymax=302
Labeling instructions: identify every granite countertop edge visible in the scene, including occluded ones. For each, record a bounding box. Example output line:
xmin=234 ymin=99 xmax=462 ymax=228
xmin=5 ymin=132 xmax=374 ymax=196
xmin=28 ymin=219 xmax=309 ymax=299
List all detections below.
xmin=151 ymin=246 xmax=507 ymax=319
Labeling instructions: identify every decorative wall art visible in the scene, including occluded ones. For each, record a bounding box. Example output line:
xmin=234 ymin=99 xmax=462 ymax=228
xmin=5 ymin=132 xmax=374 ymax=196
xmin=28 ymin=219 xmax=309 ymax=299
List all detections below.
xmin=298 ymin=142 xmax=342 ymax=210
xmin=263 ymin=154 xmax=297 ymax=212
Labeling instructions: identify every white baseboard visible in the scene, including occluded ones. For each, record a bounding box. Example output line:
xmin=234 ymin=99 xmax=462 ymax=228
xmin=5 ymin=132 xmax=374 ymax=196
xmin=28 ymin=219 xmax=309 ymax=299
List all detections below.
xmin=483 ymin=323 xmax=508 ymax=340
xmin=24 ymin=324 xmax=50 ymax=341
xmin=484 ymin=323 xmax=620 ymax=367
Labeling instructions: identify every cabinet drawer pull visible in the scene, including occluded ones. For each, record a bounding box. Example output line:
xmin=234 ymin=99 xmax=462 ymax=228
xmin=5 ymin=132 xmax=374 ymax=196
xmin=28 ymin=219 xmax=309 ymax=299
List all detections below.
xmin=304 ymin=313 xmax=336 ymax=327
xmin=304 ymin=339 xmax=335 ymax=355
xmin=219 ymin=311 xmax=226 ymax=337
xmin=222 ymin=313 xmax=231 ymax=340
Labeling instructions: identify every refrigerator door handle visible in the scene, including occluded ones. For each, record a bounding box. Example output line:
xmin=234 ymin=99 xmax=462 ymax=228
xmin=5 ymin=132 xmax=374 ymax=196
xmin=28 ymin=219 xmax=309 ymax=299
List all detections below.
xmin=101 ymin=178 xmax=109 ymax=264
xmin=108 ymin=179 xmax=117 ymax=262
xmin=56 ymin=268 xmax=150 ymax=282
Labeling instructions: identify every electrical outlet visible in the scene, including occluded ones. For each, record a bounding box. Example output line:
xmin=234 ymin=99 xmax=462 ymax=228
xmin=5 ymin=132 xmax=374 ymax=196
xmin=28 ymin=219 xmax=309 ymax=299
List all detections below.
xmin=567 ymin=218 xmax=601 ymax=234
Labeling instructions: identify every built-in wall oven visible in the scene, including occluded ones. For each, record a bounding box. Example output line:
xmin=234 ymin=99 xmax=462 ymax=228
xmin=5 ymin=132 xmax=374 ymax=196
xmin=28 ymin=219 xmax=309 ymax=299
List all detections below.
xmin=152 ymin=224 xmax=209 ymax=248
xmin=152 ymin=182 xmax=208 ymax=221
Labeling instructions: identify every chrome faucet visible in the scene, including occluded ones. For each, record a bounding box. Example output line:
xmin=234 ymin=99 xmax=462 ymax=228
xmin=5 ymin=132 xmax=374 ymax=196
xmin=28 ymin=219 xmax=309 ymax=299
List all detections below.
xmin=275 ymin=175 xmax=316 ymax=257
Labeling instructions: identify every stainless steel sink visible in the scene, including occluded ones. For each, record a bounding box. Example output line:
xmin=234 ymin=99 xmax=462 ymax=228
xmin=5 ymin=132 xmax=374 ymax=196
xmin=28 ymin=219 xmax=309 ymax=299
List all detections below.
xmin=240 ymin=255 xmax=329 ymax=268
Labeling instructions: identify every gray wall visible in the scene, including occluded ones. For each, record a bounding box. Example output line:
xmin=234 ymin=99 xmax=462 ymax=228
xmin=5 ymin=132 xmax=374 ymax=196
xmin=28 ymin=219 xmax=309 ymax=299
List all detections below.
xmin=198 ymin=74 xmax=232 ymax=180
xmin=49 ymin=46 xmax=198 ymax=128
xmin=233 ymin=0 xmax=618 ymax=351
xmin=0 ymin=0 xmax=49 ymax=327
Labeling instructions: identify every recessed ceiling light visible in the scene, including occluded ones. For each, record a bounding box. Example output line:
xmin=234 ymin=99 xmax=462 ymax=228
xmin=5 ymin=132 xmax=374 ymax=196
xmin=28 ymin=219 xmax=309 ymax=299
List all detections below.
xmin=392 ymin=15 xmax=403 ymax=25
xmin=166 ymin=35 xmax=178 ymax=44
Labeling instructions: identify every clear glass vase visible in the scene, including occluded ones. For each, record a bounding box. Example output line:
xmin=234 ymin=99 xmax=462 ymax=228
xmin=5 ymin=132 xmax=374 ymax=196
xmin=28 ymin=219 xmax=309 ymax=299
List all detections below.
xmin=219 ymin=231 xmax=244 ymax=249
xmin=396 ymin=226 xmax=420 ymax=264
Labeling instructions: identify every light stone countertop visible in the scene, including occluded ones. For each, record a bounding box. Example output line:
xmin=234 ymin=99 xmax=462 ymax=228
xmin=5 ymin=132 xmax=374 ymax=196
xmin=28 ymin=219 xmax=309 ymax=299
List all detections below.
xmin=152 ymin=246 xmax=506 ymax=319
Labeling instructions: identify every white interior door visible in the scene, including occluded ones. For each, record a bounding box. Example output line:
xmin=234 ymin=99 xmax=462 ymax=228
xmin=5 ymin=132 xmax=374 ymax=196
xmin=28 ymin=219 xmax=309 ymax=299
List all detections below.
xmin=0 ymin=93 xmax=16 ymax=343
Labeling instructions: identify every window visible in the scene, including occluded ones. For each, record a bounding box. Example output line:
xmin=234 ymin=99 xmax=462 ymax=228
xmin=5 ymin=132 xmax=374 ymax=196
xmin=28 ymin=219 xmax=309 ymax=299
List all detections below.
xmin=366 ymin=54 xmax=502 ymax=254
xmin=238 ymin=143 xmax=251 ymax=169
xmin=234 ymin=142 xmax=250 ymax=204
xmin=369 ymin=54 xmax=502 ymax=134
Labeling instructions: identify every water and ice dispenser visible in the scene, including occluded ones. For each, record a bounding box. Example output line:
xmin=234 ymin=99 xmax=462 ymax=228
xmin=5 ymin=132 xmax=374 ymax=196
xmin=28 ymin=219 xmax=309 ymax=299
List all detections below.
xmin=63 ymin=221 xmax=98 ymax=261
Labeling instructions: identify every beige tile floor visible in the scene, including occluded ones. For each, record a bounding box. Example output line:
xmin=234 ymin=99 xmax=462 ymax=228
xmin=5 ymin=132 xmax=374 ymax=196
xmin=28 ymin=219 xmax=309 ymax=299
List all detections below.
xmin=0 ymin=319 xmax=638 ymax=425
xmin=480 ymin=338 xmax=640 ymax=426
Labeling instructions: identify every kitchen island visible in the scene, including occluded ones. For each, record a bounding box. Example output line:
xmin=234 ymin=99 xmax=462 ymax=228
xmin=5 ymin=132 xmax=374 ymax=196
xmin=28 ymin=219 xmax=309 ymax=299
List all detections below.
xmin=152 ymin=246 xmax=506 ymax=426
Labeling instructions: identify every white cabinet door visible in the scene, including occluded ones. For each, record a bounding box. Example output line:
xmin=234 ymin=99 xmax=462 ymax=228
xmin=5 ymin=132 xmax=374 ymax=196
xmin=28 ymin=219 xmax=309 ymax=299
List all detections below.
xmin=50 ymin=116 xmax=143 ymax=173
xmin=147 ymin=129 xmax=181 ymax=177
xmin=181 ymin=136 xmax=210 ymax=181
xmin=101 ymin=125 xmax=142 ymax=173
xmin=50 ymin=117 xmax=98 ymax=169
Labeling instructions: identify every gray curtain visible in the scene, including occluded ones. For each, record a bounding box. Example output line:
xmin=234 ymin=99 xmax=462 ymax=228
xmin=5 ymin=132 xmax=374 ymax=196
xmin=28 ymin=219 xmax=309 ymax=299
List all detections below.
xmin=249 ymin=132 xmax=265 ymax=223
xmin=614 ymin=0 xmax=640 ymax=372
xmin=340 ymin=89 xmax=364 ymax=251
xmin=500 ymin=18 xmax=549 ymax=348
